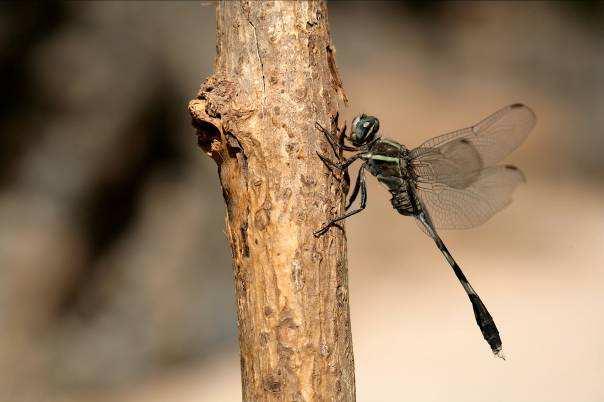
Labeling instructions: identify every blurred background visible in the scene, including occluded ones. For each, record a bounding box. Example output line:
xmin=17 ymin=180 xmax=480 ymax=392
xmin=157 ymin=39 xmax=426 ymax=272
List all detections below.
xmin=1 ymin=1 xmax=603 ymax=401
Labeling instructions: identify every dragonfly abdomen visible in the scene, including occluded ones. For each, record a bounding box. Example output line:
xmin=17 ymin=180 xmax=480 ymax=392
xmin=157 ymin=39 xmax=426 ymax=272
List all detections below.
xmin=390 ymin=188 xmax=415 ymax=216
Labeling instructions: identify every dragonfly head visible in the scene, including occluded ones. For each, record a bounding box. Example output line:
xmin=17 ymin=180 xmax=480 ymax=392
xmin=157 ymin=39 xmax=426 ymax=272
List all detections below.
xmin=350 ymin=114 xmax=380 ymax=146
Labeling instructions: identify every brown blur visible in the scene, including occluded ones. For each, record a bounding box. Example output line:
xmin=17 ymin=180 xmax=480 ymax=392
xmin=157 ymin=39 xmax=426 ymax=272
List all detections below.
xmin=1 ymin=1 xmax=602 ymax=401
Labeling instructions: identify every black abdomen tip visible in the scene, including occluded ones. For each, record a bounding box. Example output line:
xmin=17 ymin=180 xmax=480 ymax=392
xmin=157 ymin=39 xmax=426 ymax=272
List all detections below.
xmin=510 ymin=103 xmax=525 ymax=109
xmin=504 ymin=164 xmax=519 ymax=171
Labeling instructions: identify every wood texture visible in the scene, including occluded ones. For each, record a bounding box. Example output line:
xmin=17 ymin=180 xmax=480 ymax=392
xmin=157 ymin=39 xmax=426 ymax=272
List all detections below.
xmin=188 ymin=1 xmax=355 ymax=401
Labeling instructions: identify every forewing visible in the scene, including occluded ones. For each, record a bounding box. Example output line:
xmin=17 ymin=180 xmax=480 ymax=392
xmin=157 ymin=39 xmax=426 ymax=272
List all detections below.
xmin=414 ymin=165 xmax=526 ymax=230
xmin=412 ymin=103 xmax=536 ymax=167
xmin=410 ymin=138 xmax=483 ymax=190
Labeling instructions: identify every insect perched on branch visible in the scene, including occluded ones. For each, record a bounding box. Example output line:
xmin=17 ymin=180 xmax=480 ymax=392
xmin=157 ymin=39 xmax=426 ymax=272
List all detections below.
xmin=315 ymin=104 xmax=537 ymax=357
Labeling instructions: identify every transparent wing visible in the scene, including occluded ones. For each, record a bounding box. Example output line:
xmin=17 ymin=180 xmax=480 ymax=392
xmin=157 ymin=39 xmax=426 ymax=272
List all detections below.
xmin=410 ymin=138 xmax=483 ymax=190
xmin=411 ymin=103 xmax=536 ymax=167
xmin=414 ymin=165 xmax=526 ymax=230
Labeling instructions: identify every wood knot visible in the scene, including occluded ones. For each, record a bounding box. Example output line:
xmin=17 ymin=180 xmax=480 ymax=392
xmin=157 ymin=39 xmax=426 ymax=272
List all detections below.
xmin=254 ymin=208 xmax=270 ymax=230
xmin=277 ymin=311 xmax=300 ymax=348
xmin=301 ymin=174 xmax=316 ymax=187
xmin=263 ymin=374 xmax=283 ymax=394
xmin=320 ymin=343 xmax=331 ymax=357
xmin=188 ymin=99 xmax=223 ymax=162
xmin=239 ymin=222 xmax=250 ymax=258
xmin=188 ymin=75 xmax=243 ymax=163
xmin=259 ymin=331 xmax=270 ymax=347
xmin=336 ymin=285 xmax=348 ymax=306
xmin=197 ymin=74 xmax=237 ymax=117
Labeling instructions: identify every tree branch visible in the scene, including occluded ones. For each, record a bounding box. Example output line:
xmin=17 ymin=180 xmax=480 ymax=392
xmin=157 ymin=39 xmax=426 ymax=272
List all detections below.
xmin=188 ymin=1 xmax=355 ymax=400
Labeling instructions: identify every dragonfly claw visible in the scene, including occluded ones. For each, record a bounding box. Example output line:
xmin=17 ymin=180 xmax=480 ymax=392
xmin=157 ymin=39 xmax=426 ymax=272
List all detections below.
xmin=317 ymin=151 xmax=341 ymax=170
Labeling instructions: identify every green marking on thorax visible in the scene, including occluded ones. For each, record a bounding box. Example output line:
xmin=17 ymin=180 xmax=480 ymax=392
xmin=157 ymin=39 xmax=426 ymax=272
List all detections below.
xmin=381 ymin=139 xmax=404 ymax=149
xmin=365 ymin=154 xmax=400 ymax=163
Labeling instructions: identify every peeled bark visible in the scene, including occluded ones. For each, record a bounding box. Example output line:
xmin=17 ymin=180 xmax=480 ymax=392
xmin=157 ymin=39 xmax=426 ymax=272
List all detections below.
xmin=188 ymin=1 xmax=354 ymax=401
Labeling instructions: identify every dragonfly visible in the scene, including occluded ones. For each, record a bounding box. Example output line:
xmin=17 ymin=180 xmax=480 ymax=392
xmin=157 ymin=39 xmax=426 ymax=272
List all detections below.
xmin=314 ymin=103 xmax=536 ymax=357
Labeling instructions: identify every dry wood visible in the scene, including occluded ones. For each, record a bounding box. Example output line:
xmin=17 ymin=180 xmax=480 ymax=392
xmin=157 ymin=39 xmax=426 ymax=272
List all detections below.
xmin=189 ymin=1 xmax=354 ymax=401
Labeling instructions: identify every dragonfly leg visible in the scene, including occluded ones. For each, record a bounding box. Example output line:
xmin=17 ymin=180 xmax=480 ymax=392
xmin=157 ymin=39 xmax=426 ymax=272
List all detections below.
xmin=316 ymin=119 xmax=359 ymax=153
xmin=338 ymin=121 xmax=348 ymax=149
xmin=314 ymin=165 xmax=367 ymax=237
xmin=315 ymin=115 xmax=361 ymax=195
xmin=317 ymin=151 xmax=341 ymax=171
xmin=316 ymin=120 xmax=340 ymax=158
xmin=317 ymin=152 xmax=363 ymax=171
xmin=346 ymin=165 xmax=365 ymax=210
xmin=316 ymin=152 xmax=363 ymax=193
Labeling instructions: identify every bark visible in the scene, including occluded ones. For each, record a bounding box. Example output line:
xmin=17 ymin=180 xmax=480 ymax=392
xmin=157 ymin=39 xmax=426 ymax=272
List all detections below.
xmin=188 ymin=1 xmax=354 ymax=401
